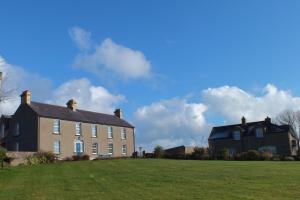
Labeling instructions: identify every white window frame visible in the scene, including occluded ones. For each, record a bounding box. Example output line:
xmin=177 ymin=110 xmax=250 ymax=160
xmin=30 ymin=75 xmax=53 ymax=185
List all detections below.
xmin=233 ymin=130 xmax=241 ymax=140
xmin=91 ymin=124 xmax=97 ymax=138
xmin=122 ymin=144 xmax=127 ymax=155
xmin=92 ymin=143 xmax=98 ymax=155
xmin=74 ymin=140 xmax=84 ymax=153
xmin=107 ymin=126 xmax=113 ymax=139
xmin=53 ymin=119 xmax=60 ymax=134
xmin=108 ymin=143 xmax=113 ymax=155
xmin=256 ymin=128 xmax=264 ymax=138
xmin=75 ymin=123 xmax=82 ymax=136
xmin=121 ymin=128 xmax=126 ymax=140
xmin=54 ymin=140 xmax=61 ymax=154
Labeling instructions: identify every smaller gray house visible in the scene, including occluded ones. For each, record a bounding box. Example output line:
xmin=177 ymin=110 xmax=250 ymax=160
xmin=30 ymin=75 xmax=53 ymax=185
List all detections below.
xmin=208 ymin=117 xmax=299 ymax=157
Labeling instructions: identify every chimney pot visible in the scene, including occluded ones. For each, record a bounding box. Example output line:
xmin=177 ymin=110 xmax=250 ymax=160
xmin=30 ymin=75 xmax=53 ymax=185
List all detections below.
xmin=114 ymin=109 xmax=123 ymax=119
xmin=66 ymin=99 xmax=77 ymax=111
xmin=265 ymin=116 xmax=271 ymax=124
xmin=241 ymin=116 xmax=246 ymax=125
xmin=20 ymin=90 xmax=31 ymax=105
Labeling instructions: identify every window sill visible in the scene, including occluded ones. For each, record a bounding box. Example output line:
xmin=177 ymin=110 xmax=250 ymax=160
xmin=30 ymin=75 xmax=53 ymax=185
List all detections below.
xmin=92 ymin=153 xmax=98 ymax=155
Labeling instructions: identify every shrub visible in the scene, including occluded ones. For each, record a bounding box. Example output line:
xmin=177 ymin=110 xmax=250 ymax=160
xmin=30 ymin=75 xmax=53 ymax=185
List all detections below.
xmin=282 ymin=156 xmax=295 ymax=161
xmin=154 ymin=145 xmax=164 ymax=158
xmin=71 ymin=154 xmax=90 ymax=161
xmin=218 ymin=148 xmax=229 ymax=160
xmin=260 ymin=151 xmax=273 ymax=161
xmin=271 ymin=155 xmax=281 ymax=161
xmin=246 ymin=150 xmax=260 ymax=161
xmin=63 ymin=157 xmax=73 ymax=161
xmin=81 ymin=154 xmax=90 ymax=160
xmin=238 ymin=150 xmax=260 ymax=161
xmin=192 ymin=147 xmax=210 ymax=160
xmin=26 ymin=151 xmax=56 ymax=165
xmin=0 ymin=147 xmax=6 ymax=169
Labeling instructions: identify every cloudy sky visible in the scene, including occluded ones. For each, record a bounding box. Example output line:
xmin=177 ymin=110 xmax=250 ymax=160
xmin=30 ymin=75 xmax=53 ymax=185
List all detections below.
xmin=1 ymin=1 xmax=300 ymax=150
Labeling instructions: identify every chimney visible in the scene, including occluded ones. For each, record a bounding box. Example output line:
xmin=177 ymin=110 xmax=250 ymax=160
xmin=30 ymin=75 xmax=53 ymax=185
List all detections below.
xmin=66 ymin=99 xmax=77 ymax=111
xmin=20 ymin=90 xmax=31 ymax=104
xmin=114 ymin=109 xmax=123 ymax=119
xmin=265 ymin=116 xmax=271 ymax=124
xmin=241 ymin=116 xmax=246 ymax=125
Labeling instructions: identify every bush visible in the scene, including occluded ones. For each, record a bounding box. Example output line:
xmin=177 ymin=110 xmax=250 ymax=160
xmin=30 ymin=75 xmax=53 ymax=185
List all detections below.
xmin=218 ymin=148 xmax=229 ymax=160
xmin=260 ymin=151 xmax=273 ymax=161
xmin=271 ymin=155 xmax=281 ymax=161
xmin=282 ymin=156 xmax=295 ymax=161
xmin=71 ymin=154 xmax=90 ymax=161
xmin=0 ymin=147 xmax=6 ymax=169
xmin=192 ymin=147 xmax=210 ymax=160
xmin=237 ymin=150 xmax=260 ymax=161
xmin=154 ymin=145 xmax=164 ymax=158
xmin=26 ymin=151 xmax=56 ymax=165
xmin=81 ymin=154 xmax=90 ymax=160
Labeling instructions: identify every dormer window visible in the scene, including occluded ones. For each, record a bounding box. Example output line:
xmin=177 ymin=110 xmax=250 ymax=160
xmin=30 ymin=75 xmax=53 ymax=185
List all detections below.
xmin=256 ymin=128 xmax=264 ymax=138
xmin=233 ymin=130 xmax=241 ymax=140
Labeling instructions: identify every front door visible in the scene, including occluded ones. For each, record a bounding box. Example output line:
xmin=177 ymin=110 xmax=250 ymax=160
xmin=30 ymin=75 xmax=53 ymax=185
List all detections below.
xmin=76 ymin=142 xmax=81 ymax=156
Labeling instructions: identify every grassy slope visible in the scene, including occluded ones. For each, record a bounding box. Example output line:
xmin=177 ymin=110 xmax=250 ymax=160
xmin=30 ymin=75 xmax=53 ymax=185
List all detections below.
xmin=0 ymin=159 xmax=300 ymax=200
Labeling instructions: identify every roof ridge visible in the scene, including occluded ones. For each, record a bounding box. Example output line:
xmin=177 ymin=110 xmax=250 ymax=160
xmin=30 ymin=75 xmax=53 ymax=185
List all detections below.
xmin=32 ymin=101 xmax=114 ymax=116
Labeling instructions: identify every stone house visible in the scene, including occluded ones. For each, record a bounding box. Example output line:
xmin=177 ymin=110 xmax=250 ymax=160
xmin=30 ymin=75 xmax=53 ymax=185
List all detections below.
xmin=0 ymin=90 xmax=135 ymax=159
xmin=208 ymin=117 xmax=299 ymax=157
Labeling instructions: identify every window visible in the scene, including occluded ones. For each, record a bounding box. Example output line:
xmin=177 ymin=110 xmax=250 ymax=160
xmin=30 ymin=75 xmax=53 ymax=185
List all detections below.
xmin=122 ymin=144 xmax=127 ymax=155
xmin=121 ymin=128 xmax=126 ymax=140
xmin=256 ymin=128 xmax=264 ymax=138
xmin=74 ymin=140 xmax=84 ymax=153
xmin=54 ymin=140 xmax=60 ymax=154
xmin=0 ymin=124 xmax=4 ymax=138
xmin=14 ymin=123 xmax=20 ymax=136
xmin=108 ymin=143 xmax=113 ymax=155
xmin=15 ymin=142 xmax=19 ymax=151
xmin=53 ymin=119 xmax=60 ymax=134
xmin=92 ymin=143 xmax=98 ymax=155
xmin=91 ymin=124 xmax=97 ymax=138
xmin=233 ymin=130 xmax=240 ymax=140
xmin=107 ymin=126 xmax=113 ymax=138
xmin=75 ymin=123 xmax=82 ymax=136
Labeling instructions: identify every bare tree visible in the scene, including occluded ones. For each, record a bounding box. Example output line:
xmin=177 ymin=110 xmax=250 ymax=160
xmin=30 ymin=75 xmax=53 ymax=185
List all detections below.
xmin=275 ymin=109 xmax=300 ymax=136
xmin=0 ymin=72 xmax=17 ymax=103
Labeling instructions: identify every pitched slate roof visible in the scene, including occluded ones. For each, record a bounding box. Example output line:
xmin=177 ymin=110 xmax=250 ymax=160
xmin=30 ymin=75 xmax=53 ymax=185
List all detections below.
xmin=209 ymin=120 xmax=296 ymax=140
xmin=28 ymin=101 xmax=134 ymax=128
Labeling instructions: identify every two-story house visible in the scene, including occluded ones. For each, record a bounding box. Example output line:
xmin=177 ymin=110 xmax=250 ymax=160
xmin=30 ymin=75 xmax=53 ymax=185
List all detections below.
xmin=0 ymin=90 xmax=135 ymax=159
xmin=208 ymin=117 xmax=299 ymax=157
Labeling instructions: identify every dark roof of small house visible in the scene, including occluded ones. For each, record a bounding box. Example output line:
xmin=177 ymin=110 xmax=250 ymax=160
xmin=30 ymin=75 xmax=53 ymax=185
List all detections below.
xmin=209 ymin=120 xmax=297 ymax=140
xmin=28 ymin=101 xmax=134 ymax=128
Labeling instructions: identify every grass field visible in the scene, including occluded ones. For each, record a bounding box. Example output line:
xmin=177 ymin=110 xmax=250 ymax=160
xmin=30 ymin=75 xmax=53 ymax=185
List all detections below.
xmin=1 ymin=159 xmax=300 ymax=200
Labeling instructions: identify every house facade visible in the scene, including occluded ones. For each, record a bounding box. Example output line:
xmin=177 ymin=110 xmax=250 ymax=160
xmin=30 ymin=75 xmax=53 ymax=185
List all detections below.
xmin=208 ymin=117 xmax=299 ymax=157
xmin=0 ymin=90 xmax=135 ymax=159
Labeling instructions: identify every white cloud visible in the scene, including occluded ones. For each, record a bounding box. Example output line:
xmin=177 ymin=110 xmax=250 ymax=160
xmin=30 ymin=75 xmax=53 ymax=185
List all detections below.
xmin=0 ymin=56 xmax=52 ymax=115
xmin=0 ymin=56 xmax=125 ymax=116
xmin=134 ymin=98 xmax=208 ymax=150
xmin=202 ymin=84 xmax=300 ymax=123
xmin=71 ymin=27 xmax=151 ymax=79
xmin=52 ymin=78 xmax=125 ymax=114
xmin=69 ymin=27 xmax=92 ymax=50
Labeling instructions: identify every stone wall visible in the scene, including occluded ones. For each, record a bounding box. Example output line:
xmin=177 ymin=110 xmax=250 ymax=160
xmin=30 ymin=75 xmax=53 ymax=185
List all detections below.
xmin=6 ymin=151 xmax=36 ymax=166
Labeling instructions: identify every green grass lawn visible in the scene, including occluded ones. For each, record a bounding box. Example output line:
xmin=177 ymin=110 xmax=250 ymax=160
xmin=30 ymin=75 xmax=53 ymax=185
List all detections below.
xmin=1 ymin=159 xmax=300 ymax=200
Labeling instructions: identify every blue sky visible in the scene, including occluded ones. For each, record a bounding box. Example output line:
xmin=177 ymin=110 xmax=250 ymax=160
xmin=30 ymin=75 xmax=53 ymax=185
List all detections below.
xmin=1 ymin=1 xmax=300 ymax=149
